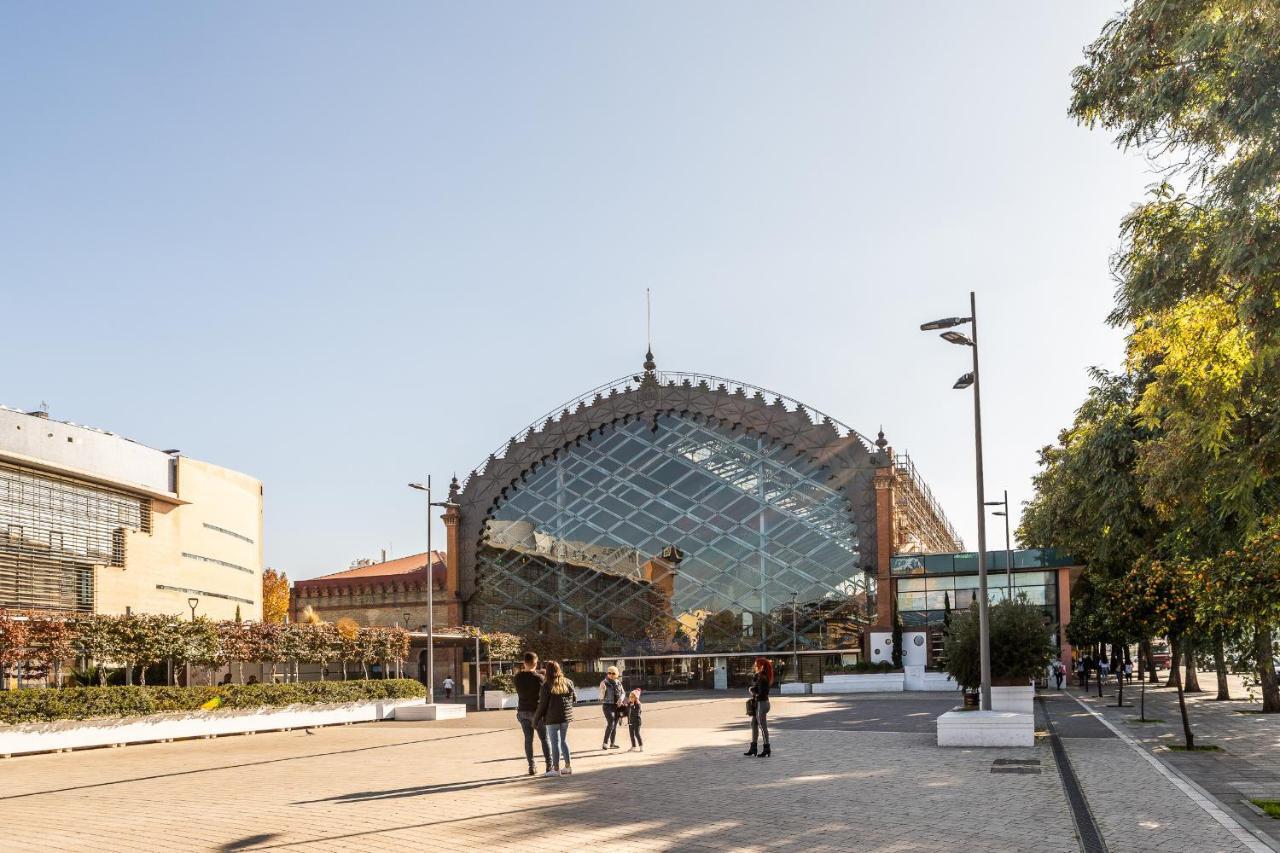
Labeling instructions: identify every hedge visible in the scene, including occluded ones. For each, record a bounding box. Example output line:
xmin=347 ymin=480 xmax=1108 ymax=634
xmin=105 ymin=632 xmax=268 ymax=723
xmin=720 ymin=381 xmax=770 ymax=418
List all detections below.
xmin=0 ymin=678 xmax=426 ymax=725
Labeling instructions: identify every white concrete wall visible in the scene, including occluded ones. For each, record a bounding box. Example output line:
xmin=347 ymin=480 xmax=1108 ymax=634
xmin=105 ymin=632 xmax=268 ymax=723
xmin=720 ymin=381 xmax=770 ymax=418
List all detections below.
xmin=0 ymin=408 xmax=174 ymax=495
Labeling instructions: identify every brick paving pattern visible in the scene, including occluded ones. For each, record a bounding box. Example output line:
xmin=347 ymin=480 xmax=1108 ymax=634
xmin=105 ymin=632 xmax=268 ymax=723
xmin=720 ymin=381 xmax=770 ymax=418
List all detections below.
xmin=0 ymin=691 xmax=1263 ymax=851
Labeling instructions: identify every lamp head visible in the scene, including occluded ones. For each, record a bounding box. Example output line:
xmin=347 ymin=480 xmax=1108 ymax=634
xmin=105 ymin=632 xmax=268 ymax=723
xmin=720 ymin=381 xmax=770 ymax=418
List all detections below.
xmin=920 ymin=316 xmax=971 ymax=331
xmin=408 ymin=482 xmax=428 ymax=492
xmin=953 ymin=373 xmax=975 ymax=390
xmin=940 ymin=331 xmax=974 ymax=346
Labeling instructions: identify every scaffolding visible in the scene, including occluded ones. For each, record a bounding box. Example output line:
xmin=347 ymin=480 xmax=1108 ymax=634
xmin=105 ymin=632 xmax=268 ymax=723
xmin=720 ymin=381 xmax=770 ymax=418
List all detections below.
xmin=892 ymin=454 xmax=962 ymax=554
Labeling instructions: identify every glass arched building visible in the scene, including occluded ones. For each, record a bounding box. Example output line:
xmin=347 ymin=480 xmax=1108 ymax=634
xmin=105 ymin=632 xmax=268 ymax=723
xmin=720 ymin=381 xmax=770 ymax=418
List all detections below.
xmin=451 ymin=359 xmax=960 ymax=683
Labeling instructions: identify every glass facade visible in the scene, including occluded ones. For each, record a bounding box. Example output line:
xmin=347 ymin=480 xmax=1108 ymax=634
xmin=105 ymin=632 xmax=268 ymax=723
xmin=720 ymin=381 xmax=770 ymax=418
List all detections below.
xmin=470 ymin=414 xmax=872 ymax=656
xmin=894 ymin=569 xmax=1059 ymax=628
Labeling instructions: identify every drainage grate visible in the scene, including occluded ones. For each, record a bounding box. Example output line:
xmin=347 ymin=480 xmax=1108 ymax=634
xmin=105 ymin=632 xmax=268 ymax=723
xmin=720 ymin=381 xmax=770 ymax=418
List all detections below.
xmin=1039 ymin=696 xmax=1108 ymax=853
xmin=991 ymin=765 xmax=1041 ymax=775
xmin=994 ymin=758 xmax=1041 ymax=766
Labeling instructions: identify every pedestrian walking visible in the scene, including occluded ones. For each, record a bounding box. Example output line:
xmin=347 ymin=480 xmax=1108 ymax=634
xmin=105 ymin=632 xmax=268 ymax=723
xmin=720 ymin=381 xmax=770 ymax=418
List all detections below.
xmin=442 ymin=676 xmax=454 ymax=700
xmin=599 ymin=666 xmax=626 ymax=750
xmin=743 ymin=657 xmax=773 ymax=758
xmin=1075 ymin=658 xmax=1086 ymax=689
xmin=1053 ymin=659 xmax=1064 ymax=690
xmin=625 ymin=689 xmax=643 ymax=752
xmin=1124 ymin=661 xmax=1134 ymax=684
xmin=513 ymin=651 xmax=551 ymax=776
xmin=533 ymin=660 xmax=576 ymax=777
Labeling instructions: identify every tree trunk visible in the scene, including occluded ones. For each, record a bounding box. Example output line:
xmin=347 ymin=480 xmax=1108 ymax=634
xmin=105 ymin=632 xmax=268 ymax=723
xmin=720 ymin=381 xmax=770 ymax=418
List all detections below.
xmin=1171 ymin=648 xmax=1194 ymax=750
xmin=1141 ymin=639 xmax=1157 ymax=683
xmin=1213 ymin=631 xmax=1232 ymax=701
xmin=1166 ymin=638 xmax=1180 ymax=688
xmin=342 ymin=659 xmax=347 ymax=681
xmin=1255 ymin=627 xmax=1280 ymax=713
xmin=1183 ymin=641 xmax=1202 ymax=693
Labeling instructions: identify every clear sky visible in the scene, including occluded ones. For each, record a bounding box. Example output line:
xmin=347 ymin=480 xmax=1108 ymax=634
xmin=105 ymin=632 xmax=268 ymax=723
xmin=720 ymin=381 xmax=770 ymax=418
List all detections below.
xmin=2 ymin=4 xmax=1149 ymax=580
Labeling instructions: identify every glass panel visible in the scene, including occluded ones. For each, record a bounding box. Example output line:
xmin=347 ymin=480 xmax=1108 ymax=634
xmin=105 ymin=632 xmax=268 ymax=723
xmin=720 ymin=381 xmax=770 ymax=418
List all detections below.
xmin=472 ymin=415 xmax=869 ymax=655
xmin=923 ymin=554 xmax=955 ymax=573
xmin=925 ymin=590 xmax=950 ymax=610
xmin=897 ymin=591 xmax=926 ymax=611
xmin=925 ymin=576 xmax=954 ymax=591
xmin=897 ymin=578 xmax=927 ymax=592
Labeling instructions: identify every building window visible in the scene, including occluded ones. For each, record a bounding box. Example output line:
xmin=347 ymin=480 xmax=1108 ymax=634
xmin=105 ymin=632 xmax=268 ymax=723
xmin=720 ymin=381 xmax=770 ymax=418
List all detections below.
xmin=202 ymin=522 xmax=254 ymax=544
xmin=182 ymin=552 xmax=255 ymax=574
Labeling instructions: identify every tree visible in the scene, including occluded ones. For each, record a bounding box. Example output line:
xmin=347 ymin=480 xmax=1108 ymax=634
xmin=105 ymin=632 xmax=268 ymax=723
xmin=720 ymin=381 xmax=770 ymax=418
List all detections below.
xmin=335 ymin=618 xmax=360 ymax=680
xmin=0 ymin=611 xmax=29 ymax=688
xmin=890 ymin=611 xmax=904 ymax=669
xmin=25 ymin=613 xmax=74 ymax=687
xmin=1201 ymin=516 xmax=1280 ymax=712
xmin=261 ymin=569 xmax=290 ymax=624
xmin=217 ymin=621 xmax=255 ymax=683
xmin=943 ymin=599 xmax=1054 ymax=692
xmin=1070 ymin=2 xmax=1280 ymax=703
xmin=1114 ymin=557 xmax=1201 ymax=748
xmin=481 ymin=631 xmax=522 ymax=662
xmin=72 ymin=614 xmax=118 ymax=686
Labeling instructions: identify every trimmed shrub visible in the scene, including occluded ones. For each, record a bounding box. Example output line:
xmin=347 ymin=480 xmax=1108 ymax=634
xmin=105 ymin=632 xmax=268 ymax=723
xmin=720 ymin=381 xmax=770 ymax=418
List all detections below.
xmin=943 ymin=598 xmax=1054 ymax=690
xmin=0 ymin=678 xmax=426 ymax=725
xmin=486 ymin=672 xmax=516 ymax=693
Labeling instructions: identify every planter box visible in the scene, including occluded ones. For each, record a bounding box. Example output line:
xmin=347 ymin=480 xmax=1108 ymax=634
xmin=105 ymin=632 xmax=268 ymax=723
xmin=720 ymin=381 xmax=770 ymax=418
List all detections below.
xmin=779 ymin=682 xmax=811 ymax=695
xmin=0 ymin=699 xmax=420 ymax=758
xmin=393 ymin=703 xmax=467 ymax=721
xmin=811 ymin=673 xmax=905 ymax=693
xmin=483 ymin=691 xmax=519 ymax=710
xmin=990 ymin=684 xmax=1034 ymax=714
xmin=937 ymin=710 xmax=1034 ymax=747
xmin=904 ymin=665 xmax=959 ymax=692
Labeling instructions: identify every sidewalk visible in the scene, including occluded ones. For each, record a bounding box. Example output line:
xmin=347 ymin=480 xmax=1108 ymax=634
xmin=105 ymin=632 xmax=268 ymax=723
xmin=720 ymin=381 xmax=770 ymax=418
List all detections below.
xmin=1063 ymin=672 xmax=1280 ymax=851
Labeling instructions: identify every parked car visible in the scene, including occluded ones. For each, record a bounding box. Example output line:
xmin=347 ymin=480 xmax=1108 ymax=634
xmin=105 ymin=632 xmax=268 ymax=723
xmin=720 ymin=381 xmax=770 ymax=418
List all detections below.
xmin=1150 ymin=641 xmax=1171 ymax=670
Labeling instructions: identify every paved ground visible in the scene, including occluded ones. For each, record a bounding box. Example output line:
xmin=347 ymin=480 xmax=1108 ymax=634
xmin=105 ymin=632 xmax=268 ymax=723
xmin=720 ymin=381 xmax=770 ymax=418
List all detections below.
xmin=1066 ymin=671 xmax=1280 ymax=851
xmin=0 ymin=691 xmax=1265 ymax=852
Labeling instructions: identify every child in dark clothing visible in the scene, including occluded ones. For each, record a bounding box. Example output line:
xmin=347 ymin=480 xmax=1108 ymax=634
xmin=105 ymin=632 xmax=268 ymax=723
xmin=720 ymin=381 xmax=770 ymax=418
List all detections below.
xmin=626 ymin=689 xmax=643 ymax=751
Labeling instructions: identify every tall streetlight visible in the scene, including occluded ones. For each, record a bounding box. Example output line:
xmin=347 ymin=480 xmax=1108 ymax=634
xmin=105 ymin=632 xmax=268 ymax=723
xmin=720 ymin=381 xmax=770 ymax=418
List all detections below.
xmin=921 ymin=292 xmax=992 ymax=711
xmin=986 ymin=491 xmax=1013 ymax=598
xmin=408 ymin=477 xmax=459 ymax=705
xmin=790 ymin=591 xmax=799 ymax=679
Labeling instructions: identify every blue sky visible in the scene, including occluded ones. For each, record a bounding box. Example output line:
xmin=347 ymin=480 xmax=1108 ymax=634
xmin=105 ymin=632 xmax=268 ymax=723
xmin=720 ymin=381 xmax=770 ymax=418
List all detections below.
xmin=2 ymin=4 xmax=1149 ymax=579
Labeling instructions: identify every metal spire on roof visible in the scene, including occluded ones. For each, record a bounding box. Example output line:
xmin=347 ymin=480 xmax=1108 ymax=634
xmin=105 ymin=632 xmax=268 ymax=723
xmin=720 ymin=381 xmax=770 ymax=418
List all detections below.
xmin=643 ymin=288 xmax=657 ymax=372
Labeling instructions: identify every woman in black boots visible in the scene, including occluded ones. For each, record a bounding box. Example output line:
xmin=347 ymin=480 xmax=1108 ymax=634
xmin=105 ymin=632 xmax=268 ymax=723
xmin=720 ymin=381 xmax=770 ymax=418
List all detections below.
xmin=744 ymin=657 xmax=773 ymax=758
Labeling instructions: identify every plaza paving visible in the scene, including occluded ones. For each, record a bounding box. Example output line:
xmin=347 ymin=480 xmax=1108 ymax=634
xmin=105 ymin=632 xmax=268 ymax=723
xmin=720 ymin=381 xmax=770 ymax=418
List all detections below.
xmin=0 ymin=691 xmax=1267 ymax=852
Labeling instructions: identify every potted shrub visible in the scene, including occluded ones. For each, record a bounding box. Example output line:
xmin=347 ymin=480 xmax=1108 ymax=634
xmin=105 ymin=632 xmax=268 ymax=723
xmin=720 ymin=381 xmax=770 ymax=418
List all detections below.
xmin=943 ymin=598 xmax=1053 ymax=712
xmin=483 ymin=672 xmax=518 ymax=710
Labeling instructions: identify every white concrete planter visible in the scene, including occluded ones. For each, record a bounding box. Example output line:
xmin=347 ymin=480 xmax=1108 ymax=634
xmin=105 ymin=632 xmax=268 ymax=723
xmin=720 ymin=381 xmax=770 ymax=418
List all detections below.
xmin=990 ymin=684 xmax=1034 ymax=714
xmin=811 ymin=672 xmax=905 ymax=693
xmin=937 ymin=710 xmax=1034 ymax=747
xmin=393 ymin=703 xmax=467 ymax=721
xmin=483 ymin=691 xmax=519 ymax=710
xmin=904 ymin=665 xmax=959 ymax=692
xmin=0 ymin=699 xmax=420 ymax=758
xmin=779 ymin=682 xmax=811 ymax=695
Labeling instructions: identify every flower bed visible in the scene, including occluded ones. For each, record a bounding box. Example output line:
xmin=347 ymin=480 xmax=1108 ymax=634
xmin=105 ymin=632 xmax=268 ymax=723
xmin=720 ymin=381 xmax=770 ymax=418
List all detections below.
xmin=0 ymin=679 xmax=425 ymax=725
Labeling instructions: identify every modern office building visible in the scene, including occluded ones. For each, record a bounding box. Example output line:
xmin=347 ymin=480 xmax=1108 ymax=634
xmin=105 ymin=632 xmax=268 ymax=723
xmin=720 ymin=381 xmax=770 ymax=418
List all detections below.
xmin=887 ymin=547 xmax=1082 ymax=665
xmin=433 ymin=354 xmax=963 ymax=686
xmin=0 ymin=406 xmax=263 ymax=620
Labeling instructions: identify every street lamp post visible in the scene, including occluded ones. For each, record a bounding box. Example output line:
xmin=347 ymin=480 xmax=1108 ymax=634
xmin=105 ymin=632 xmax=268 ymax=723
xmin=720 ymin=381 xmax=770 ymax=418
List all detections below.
xmin=986 ymin=491 xmax=1013 ymax=598
xmin=186 ymin=598 xmax=198 ymax=687
xmin=409 ymin=478 xmax=460 ymax=705
xmin=790 ymin=591 xmax=799 ymax=679
xmin=921 ymin=292 xmax=992 ymax=711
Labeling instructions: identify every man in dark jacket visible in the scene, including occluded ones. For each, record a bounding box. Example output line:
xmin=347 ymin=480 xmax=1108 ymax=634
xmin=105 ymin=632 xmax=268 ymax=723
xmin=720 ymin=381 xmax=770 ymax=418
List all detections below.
xmin=513 ymin=652 xmax=550 ymax=776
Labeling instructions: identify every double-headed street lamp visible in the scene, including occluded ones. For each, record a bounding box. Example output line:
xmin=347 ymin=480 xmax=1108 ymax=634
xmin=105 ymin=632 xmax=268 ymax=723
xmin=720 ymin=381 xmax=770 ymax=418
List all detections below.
xmin=921 ymin=292 xmax=992 ymax=711
xmin=986 ymin=491 xmax=1013 ymax=598
xmin=408 ymin=476 xmax=460 ymax=705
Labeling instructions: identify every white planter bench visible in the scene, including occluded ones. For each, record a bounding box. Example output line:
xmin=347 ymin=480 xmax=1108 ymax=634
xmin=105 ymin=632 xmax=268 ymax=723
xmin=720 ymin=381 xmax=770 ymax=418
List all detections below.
xmin=937 ymin=710 xmax=1034 ymax=747
xmin=393 ymin=703 xmax=467 ymax=721
xmin=904 ymin=666 xmax=959 ymax=692
xmin=483 ymin=691 xmax=519 ymax=710
xmin=990 ymin=685 xmax=1034 ymax=714
xmin=811 ymin=673 xmax=905 ymax=693
xmin=778 ymin=682 xmax=811 ymax=695
xmin=0 ymin=699 xmax=420 ymax=758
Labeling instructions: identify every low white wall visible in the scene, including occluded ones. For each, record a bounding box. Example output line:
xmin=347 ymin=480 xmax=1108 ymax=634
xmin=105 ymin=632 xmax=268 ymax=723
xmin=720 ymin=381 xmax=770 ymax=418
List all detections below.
xmin=937 ymin=710 xmax=1034 ymax=747
xmin=811 ymin=673 xmax=905 ymax=693
xmin=0 ymin=699 xmax=420 ymax=758
xmin=779 ymin=682 xmax=810 ymax=695
xmin=393 ymin=703 xmax=467 ymax=721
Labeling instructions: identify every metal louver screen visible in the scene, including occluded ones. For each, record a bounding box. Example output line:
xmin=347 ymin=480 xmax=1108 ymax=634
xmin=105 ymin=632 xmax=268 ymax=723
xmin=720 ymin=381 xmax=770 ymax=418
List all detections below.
xmin=0 ymin=461 xmax=149 ymax=612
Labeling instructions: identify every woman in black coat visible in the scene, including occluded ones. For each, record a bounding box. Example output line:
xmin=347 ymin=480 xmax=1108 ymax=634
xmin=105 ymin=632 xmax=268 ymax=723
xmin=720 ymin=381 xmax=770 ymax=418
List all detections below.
xmin=533 ymin=660 xmax=577 ymax=777
xmin=744 ymin=657 xmax=773 ymax=758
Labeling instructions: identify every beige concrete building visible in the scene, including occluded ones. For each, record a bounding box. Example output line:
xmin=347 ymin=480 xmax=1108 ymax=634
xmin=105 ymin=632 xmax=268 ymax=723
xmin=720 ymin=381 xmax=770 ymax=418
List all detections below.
xmin=0 ymin=406 xmax=263 ymax=621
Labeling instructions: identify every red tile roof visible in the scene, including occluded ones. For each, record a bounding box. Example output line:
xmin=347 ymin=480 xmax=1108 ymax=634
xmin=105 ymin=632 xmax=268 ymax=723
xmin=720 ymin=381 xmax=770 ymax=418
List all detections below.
xmin=296 ymin=551 xmax=446 ymax=587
